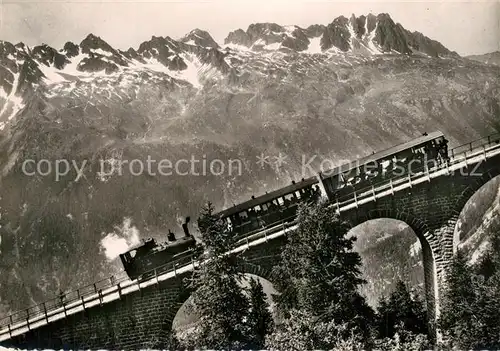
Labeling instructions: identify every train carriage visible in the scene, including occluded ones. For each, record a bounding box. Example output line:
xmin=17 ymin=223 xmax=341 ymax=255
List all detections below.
xmin=119 ymin=131 xmax=450 ymax=281
xmin=216 ymin=177 xmax=322 ymax=240
xmin=320 ymin=131 xmax=448 ymax=200
xmin=214 ymin=131 xmax=448 ymax=240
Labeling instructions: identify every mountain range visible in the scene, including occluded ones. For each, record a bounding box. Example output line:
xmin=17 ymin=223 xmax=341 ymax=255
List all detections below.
xmin=0 ymin=13 xmax=459 ymax=129
xmin=0 ymin=13 xmax=499 ymax=317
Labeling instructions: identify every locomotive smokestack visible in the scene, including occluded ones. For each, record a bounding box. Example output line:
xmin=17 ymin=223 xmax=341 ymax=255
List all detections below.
xmin=182 ymin=216 xmax=191 ymax=237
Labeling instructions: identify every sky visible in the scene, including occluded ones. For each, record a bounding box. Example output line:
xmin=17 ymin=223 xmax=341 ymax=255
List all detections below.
xmin=0 ymin=0 xmax=499 ymax=56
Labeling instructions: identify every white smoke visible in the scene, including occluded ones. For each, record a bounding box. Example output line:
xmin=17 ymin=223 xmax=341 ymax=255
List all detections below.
xmin=100 ymin=217 xmax=141 ymax=261
xmin=176 ymin=214 xmax=185 ymax=228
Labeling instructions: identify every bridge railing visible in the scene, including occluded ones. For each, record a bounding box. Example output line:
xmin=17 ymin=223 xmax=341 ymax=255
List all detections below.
xmin=449 ymin=132 xmax=500 ymax=160
xmin=1 ymin=132 xmax=500 ymax=337
xmin=0 ymin=271 xmax=129 ymax=329
xmin=0 ymin=215 xmax=301 ymax=335
xmin=334 ymin=131 xmax=500 ymax=209
xmin=0 ymin=252 xmax=199 ymax=334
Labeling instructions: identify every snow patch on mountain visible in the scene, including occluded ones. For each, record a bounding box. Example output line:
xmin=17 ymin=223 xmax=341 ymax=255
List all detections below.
xmin=176 ymin=53 xmax=202 ymax=88
xmin=0 ymin=69 xmax=24 ymax=130
xmin=38 ymin=63 xmax=67 ymax=83
xmin=63 ymin=53 xmax=88 ymax=75
xmin=305 ymin=36 xmax=322 ymax=54
xmin=409 ymin=240 xmax=422 ymax=257
xmin=264 ymin=42 xmax=282 ymax=51
xmin=137 ymin=56 xmax=174 ymax=75
xmin=91 ymin=47 xmax=113 ymax=57
xmin=366 ymin=23 xmax=383 ymax=55
xmin=228 ymin=43 xmax=250 ymax=52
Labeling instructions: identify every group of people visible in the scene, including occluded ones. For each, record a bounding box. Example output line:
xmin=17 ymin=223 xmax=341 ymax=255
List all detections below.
xmin=335 ymin=135 xmax=451 ymax=194
xmin=422 ymin=138 xmax=450 ymax=164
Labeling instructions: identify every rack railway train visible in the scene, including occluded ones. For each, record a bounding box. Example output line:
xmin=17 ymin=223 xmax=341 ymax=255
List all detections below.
xmin=120 ymin=131 xmax=450 ymax=280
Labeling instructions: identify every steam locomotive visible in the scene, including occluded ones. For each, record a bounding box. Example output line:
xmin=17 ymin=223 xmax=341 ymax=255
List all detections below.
xmin=120 ymin=131 xmax=449 ymax=281
xmin=119 ymin=218 xmax=198 ymax=280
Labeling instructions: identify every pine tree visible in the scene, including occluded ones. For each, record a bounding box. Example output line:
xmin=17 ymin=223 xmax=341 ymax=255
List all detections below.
xmin=183 ymin=202 xmax=251 ymax=349
xmin=468 ymin=227 xmax=500 ymax=349
xmin=265 ymin=309 xmax=364 ymax=351
xmin=270 ymin=201 xmax=375 ymax=345
xmin=439 ymin=234 xmax=500 ymax=350
xmin=476 ymin=225 xmax=500 ymax=280
xmin=376 ymin=281 xmax=428 ymax=339
xmin=377 ymin=295 xmax=393 ymax=338
xmin=439 ymin=249 xmax=479 ymax=348
xmin=246 ymin=277 xmax=274 ymax=349
xmin=374 ymin=324 xmax=430 ymax=351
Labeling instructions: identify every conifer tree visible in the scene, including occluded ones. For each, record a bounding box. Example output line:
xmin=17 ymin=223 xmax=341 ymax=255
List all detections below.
xmin=439 ymin=249 xmax=479 ymax=348
xmin=270 ymin=201 xmax=375 ymax=345
xmin=246 ymin=277 xmax=274 ymax=349
xmin=265 ymin=309 xmax=364 ymax=350
xmin=376 ymin=281 xmax=428 ymax=339
xmin=466 ymin=228 xmax=500 ymax=348
xmin=439 ymin=231 xmax=500 ymax=350
xmin=377 ymin=295 xmax=392 ymax=338
xmin=183 ymin=202 xmax=251 ymax=349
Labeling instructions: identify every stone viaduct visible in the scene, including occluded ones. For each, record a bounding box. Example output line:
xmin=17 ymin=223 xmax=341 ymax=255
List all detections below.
xmin=1 ymin=135 xmax=500 ymax=349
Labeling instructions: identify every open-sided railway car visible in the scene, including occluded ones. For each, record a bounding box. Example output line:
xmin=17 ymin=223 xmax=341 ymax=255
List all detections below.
xmin=216 ymin=178 xmax=322 ymax=240
xmin=320 ymin=131 xmax=449 ymax=200
xmin=119 ymin=218 xmax=197 ymax=280
xmin=214 ymin=131 xmax=449 ymax=239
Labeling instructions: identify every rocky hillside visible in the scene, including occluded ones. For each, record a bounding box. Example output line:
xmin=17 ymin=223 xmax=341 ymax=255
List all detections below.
xmin=0 ymin=13 xmax=499 ymax=316
xmin=467 ymin=51 xmax=500 ymax=66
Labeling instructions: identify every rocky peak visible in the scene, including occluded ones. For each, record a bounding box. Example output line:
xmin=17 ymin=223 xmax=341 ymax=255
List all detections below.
xmin=404 ymin=30 xmax=458 ymax=58
xmin=80 ymin=34 xmax=118 ymax=56
xmin=61 ymin=41 xmax=79 ymax=58
xmin=31 ymin=44 xmax=69 ymax=69
xmin=349 ymin=14 xmax=367 ymax=39
xmin=14 ymin=42 xmax=29 ymax=54
xmin=0 ymin=41 xmax=18 ymax=59
xmin=366 ymin=13 xmax=377 ymax=33
xmin=137 ymin=36 xmax=186 ymax=70
xmin=181 ymin=29 xmax=219 ymax=49
xmin=224 ymin=29 xmax=252 ymax=47
xmin=372 ymin=13 xmax=412 ymax=54
xmin=225 ymin=22 xmax=294 ymax=49
xmin=247 ymin=22 xmax=285 ymax=36
xmin=138 ymin=36 xmax=181 ymax=55
xmin=222 ymin=13 xmax=456 ymax=57
xmin=305 ymin=24 xmax=326 ymax=38
xmin=77 ymin=33 xmax=129 ymax=72
xmin=321 ymin=15 xmax=351 ymax=52
xmin=120 ymin=47 xmax=145 ymax=63
xmin=0 ymin=12 xmax=460 ymax=97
